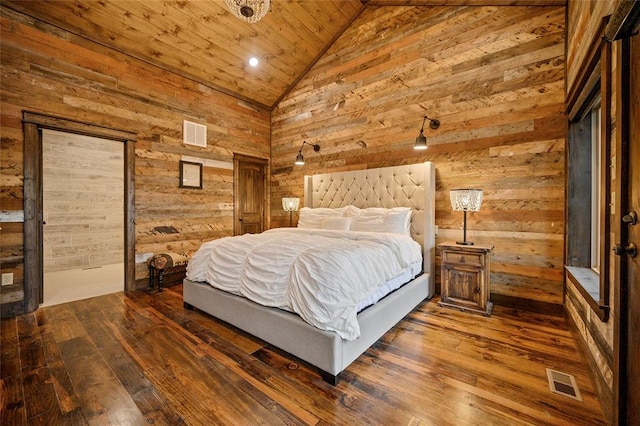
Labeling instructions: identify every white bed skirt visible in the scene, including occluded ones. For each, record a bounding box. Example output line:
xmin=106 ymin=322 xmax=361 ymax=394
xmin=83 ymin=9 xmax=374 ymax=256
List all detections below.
xmin=183 ymin=273 xmax=430 ymax=383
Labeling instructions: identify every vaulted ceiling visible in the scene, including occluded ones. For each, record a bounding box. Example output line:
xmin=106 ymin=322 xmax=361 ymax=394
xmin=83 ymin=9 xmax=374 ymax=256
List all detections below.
xmin=2 ymin=0 xmax=566 ymax=109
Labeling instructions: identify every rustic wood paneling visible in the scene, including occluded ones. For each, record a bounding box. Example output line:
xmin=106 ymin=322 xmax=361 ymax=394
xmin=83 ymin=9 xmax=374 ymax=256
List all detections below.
xmin=0 ymin=0 xmax=364 ymax=109
xmin=566 ymin=0 xmax=616 ymax=96
xmin=271 ymin=5 xmax=567 ymax=308
xmin=0 ymin=6 xmax=270 ymax=315
xmin=43 ymin=130 xmax=125 ymax=272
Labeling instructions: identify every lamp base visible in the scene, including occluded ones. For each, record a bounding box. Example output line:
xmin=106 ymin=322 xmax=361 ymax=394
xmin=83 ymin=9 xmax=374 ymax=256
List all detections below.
xmin=456 ymin=241 xmax=475 ymax=245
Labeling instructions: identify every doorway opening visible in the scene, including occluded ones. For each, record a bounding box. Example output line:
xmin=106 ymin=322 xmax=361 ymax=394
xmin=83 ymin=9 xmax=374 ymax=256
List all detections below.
xmin=22 ymin=112 xmax=136 ymax=313
xmin=41 ymin=129 xmax=125 ymax=306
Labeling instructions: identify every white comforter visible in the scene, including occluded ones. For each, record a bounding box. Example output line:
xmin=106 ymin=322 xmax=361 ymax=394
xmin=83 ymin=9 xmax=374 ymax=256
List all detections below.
xmin=187 ymin=228 xmax=422 ymax=340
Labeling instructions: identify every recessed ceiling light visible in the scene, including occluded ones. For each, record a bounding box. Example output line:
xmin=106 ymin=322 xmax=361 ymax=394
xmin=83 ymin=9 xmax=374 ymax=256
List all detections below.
xmin=249 ymin=57 xmax=259 ymax=67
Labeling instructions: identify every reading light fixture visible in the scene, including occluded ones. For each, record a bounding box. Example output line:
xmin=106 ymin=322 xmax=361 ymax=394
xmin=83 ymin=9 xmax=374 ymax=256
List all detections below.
xmin=414 ymin=115 xmax=440 ymax=150
xmin=282 ymin=197 xmax=300 ymax=227
xmin=450 ymin=188 xmax=483 ymax=245
xmin=295 ymin=141 xmax=320 ymax=166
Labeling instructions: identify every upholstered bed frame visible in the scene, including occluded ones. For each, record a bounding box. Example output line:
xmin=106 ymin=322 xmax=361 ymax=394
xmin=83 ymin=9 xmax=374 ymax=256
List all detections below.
xmin=183 ymin=162 xmax=436 ymax=384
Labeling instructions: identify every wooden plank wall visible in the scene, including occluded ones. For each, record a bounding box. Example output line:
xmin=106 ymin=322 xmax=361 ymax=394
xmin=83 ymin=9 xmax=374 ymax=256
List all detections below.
xmin=43 ymin=130 xmax=125 ymax=272
xmin=0 ymin=7 xmax=270 ymax=316
xmin=564 ymin=1 xmax=618 ymax=423
xmin=271 ymin=5 xmax=567 ymax=309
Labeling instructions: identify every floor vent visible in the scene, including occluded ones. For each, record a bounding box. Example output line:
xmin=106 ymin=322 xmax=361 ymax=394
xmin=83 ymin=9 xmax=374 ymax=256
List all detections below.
xmin=546 ymin=368 xmax=582 ymax=401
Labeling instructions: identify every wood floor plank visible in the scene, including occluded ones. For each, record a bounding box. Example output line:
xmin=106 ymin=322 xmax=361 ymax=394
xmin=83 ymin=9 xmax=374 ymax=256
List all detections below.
xmin=0 ymin=373 xmax=27 ymax=426
xmin=22 ymin=367 xmax=58 ymax=421
xmin=38 ymin=319 xmax=83 ymax=417
xmin=68 ymin=296 xmax=186 ymax=425
xmin=57 ymin=335 xmax=148 ymax=425
xmin=0 ymin=284 xmax=606 ymax=425
xmin=1 ymin=317 xmax=20 ymax=379
xmin=16 ymin=315 xmax=45 ymax=374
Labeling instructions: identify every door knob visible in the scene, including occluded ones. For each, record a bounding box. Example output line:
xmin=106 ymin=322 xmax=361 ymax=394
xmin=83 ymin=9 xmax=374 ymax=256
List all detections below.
xmin=622 ymin=211 xmax=637 ymax=225
xmin=613 ymin=242 xmax=638 ymax=258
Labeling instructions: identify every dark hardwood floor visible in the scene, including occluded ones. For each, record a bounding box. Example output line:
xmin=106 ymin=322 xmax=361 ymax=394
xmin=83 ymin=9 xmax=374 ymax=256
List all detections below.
xmin=1 ymin=284 xmax=606 ymax=425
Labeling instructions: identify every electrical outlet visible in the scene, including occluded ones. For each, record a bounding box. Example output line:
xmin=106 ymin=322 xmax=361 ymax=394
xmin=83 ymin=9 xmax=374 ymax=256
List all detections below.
xmin=1 ymin=273 xmax=14 ymax=286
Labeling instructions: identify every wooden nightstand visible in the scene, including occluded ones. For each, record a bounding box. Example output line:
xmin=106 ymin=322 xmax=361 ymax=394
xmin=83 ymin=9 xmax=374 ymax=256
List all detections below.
xmin=438 ymin=243 xmax=493 ymax=316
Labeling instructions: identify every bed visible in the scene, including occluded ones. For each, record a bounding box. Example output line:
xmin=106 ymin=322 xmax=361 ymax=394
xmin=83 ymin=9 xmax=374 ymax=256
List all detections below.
xmin=183 ymin=162 xmax=436 ymax=384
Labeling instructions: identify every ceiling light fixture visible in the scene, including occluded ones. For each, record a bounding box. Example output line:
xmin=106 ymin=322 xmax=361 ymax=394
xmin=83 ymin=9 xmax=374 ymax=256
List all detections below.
xmin=249 ymin=57 xmax=259 ymax=67
xmin=224 ymin=0 xmax=270 ymax=24
xmin=295 ymin=141 xmax=320 ymax=166
xmin=414 ymin=115 xmax=440 ymax=150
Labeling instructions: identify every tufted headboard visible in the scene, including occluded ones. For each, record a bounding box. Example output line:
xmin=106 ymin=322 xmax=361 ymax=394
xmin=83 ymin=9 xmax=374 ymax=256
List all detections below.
xmin=303 ymin=162 xmax=436 ymax=296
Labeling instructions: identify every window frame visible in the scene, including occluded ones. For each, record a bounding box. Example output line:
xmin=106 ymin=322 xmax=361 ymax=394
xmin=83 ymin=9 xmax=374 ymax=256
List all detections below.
xmin=565 ymin=18 xmax=612 ymax=322
xmin=591 ymin=102 xmax=602 ymax=274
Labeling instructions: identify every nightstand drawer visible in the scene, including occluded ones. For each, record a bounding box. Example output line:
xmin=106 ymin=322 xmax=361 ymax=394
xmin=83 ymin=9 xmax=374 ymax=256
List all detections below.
xmin=442 ymin=251 xmax=483 ymax=267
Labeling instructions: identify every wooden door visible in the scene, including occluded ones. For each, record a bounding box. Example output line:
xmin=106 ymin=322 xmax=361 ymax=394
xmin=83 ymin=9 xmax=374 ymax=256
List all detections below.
xmin=611 ymin=13 xmax=640 ymax=423
xmin=233 ymin=154 xmax=268 ymax=235
xmin=622 ymin=32 xmax=639 ymax=426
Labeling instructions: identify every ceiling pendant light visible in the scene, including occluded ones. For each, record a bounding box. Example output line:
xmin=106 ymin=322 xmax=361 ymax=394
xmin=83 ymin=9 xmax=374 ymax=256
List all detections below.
xmin=224 ymin=0 xmax=270 ymax=24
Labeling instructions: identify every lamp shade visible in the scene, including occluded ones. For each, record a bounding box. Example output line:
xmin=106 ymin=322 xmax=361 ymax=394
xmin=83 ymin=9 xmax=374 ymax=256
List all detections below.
xmin=282 ymin=197 xmax=300 ymax=212
xmin=414 ymin=134 xmax=427 ymax=150
xmin=450 ymin=189 xmax=483 ymax=212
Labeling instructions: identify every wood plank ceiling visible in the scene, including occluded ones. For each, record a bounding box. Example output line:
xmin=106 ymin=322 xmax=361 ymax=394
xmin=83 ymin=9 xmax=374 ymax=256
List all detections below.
xmin=2 ymin=0 xmax=566 ymax=110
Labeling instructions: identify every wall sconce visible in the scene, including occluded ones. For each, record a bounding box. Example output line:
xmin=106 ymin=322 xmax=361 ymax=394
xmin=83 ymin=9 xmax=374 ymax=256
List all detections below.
xmin=450 ymin=189 xmax=483 ymax=245
xmin=414 ymin=115 xmax=440 ymax=150
xmin=282 ymin=197 xmax=300 ymax=226
xmin=295 ymin=141 xmax=320 ymax=165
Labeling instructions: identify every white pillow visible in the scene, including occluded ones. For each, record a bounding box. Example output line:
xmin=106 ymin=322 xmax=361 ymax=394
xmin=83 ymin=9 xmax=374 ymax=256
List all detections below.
xmin=344 ymin=205 xmax=361 ymax=218
xmin=297 ymin=207 xmax=347 ymax=229
xmin=321 ymin=216 xmax=352 ymax=231
xmin=349 ymin=206 xmax=412 ymax=234
xmin=351 ymin=208 xmax=386 ymax=232
xmin=297 ymin=215 xmax=324 ymax=229
xmin=383 ymin=207 xmax=412 ymax=235
xmin=301 ymin=207 xmax=347 ymax=216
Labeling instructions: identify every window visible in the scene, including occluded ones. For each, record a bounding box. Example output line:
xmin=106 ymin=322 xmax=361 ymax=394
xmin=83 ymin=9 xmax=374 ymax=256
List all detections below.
xmin=565 ymin=27 xmax=611 ymax=321
xmin=590 ymin=103 xmax=602 ymax=273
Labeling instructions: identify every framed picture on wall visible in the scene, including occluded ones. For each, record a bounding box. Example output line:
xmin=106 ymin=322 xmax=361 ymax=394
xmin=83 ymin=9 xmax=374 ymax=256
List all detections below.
xmin=179 ymin=160 xmax=203 ymax=189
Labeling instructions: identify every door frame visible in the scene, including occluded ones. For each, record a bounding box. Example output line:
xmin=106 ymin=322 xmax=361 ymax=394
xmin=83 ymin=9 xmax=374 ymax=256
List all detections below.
xmin=606 ymin=2 xmax=640 ymax=423
xmin=233 ymin=153 xmax=269 ymax=235
xmin=22 ymin=112 xmax=136 ymax=313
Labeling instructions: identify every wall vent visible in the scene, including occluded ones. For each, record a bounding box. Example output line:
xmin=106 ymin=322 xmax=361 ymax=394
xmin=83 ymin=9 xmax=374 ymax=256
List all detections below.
xmin=183 ymin=120 xmax=207 ymax=147
xmin=546 ymin=368 xmax=582 ymax=401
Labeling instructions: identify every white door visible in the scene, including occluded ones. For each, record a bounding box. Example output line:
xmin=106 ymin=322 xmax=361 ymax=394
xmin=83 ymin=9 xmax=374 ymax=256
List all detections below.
xmin=42 ymin=129 xmax=124 ymax=306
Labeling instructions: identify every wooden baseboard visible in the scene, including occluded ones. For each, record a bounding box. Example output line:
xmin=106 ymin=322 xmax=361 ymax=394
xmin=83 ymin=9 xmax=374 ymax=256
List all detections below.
xmin=565 ymin=309 xmax=613 ymax=424
xmin=490 ymin=293 xmax=564 ymax=316
xmin=1 ymin=300 xmax=25 ymax=318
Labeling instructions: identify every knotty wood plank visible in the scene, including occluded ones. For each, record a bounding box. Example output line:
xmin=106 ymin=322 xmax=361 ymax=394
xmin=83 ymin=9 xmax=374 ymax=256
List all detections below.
xmin=270 ymin=4 xmax=567 ymax=311
xmin=16 ymin=315 xmax=44 ymax=374
xmin=0 ymin=287 xmax=607 ymax=425
xmin=0 ymin=318 xmax=20 ymax=378
xmin=0 ymin=373 xmax=27 ymax=426
xmin=58 ymin=334 xmax=148 ymax=425
xmin=22 ymin=367 xmax=57 ymax=421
